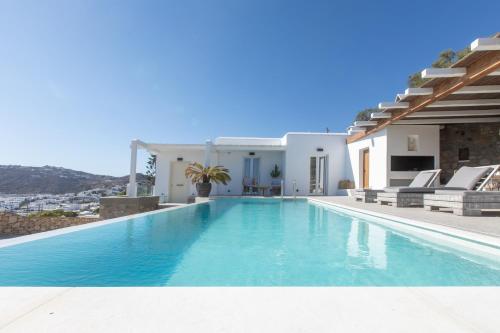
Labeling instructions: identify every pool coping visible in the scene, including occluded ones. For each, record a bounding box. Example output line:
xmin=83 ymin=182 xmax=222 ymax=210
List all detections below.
xmin=308 ymin=198 xmax=500 ymax=262
xmin=0 ymin=201 xmax=208 ymax=249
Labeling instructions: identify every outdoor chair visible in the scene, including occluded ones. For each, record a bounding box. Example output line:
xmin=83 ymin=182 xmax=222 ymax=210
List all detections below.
xmin=270 ymin=179 xmax=282 ymax=196
xmin=242 ymin=177 xmax=256 ymax=195
xmin=355 ymin=169 xmax=441 ymax=204
xmin=378 ymin=165 xmax=497 ymax=208
xmin=423 ymin=165 xmax=500 ymax=216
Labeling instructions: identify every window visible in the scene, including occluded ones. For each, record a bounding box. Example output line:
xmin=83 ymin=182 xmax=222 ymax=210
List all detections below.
xmin=391 ymin=156 xmax=435 ymax=171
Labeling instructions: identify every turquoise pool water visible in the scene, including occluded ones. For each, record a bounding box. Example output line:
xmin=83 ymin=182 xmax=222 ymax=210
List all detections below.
xmin=1 ymin=198 xmax=499 ymax=286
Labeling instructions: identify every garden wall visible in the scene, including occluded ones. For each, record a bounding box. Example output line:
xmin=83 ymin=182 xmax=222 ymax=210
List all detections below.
xmin=99 ymin=196 xmax=159 ymax=219
xmin=0 ymin=213 xmax=100 ymax=236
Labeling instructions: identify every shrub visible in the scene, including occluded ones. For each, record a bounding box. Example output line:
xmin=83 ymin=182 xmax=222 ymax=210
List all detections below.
xmin=270 ymin=164 xmax=281 ymax=178
xmin=28 ymin=209 xmax=78 ymax=218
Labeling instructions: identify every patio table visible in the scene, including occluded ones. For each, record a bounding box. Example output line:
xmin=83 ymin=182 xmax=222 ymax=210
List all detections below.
xmin=252 ymin=185 xmax=269 ymax=196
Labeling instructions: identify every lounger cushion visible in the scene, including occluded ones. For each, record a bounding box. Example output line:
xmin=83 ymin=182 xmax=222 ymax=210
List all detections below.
xmin=383 ymin=187 xmax=436 ymax=193
xmin=408 ymin=171 xmax=435 ymax=188
xmin=433 ymin=190 xmax=473 ymax=195
xmin=445 ymin=166 xmax=491 ymax=190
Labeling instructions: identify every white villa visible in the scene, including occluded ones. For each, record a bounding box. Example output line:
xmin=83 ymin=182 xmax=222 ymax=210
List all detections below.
xmin=127 ymin=35 xmax=500 ymax=203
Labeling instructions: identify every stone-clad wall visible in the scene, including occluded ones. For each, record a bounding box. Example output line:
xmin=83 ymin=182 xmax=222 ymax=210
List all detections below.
xmin=0 ymin=213 xmax=100 ymax=236
xmin=99 ymin=196 xmax=159 ymax=220
xmin=440 ymin=123 xmax=500 ymax=183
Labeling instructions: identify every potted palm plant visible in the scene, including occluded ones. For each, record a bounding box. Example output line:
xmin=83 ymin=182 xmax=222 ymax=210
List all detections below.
xmin=185 ymin=162 xmax=231 ymax=197
xmin=270 ymin=164 xmax=282 ymax=195
xmin=270 ymin=164 xmax=281 ymax=179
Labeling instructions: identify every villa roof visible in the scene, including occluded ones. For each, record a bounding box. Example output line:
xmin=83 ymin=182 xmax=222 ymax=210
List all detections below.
xmin=347 ymin=33 xmax=500 ymax=143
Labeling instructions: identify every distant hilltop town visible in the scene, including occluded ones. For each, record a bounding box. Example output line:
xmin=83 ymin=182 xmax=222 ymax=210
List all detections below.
xmin=0 ymin=165 xmax=148 ymax=216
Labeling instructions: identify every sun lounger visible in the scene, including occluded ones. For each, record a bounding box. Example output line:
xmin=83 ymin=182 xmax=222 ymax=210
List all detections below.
xmin=353 ymin=188 xmax=384 ymax=203
xmin=355 ymin=169 xmax=440 ymax=204
xmin=423 ymin=165 xmax=500 ymax=216
xmin=379 ymin=165 xmax=497 ymax=208
xmin=376 ymin=169 xmax=442 ymax=207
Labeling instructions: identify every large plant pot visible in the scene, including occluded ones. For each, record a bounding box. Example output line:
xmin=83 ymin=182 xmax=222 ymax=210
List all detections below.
xmin=196 ymin=183 xmax=212 ymax=197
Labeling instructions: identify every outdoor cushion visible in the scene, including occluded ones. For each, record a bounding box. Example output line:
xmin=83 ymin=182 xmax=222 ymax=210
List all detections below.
xmin=433 ymin=190 xmax=473 ymax=195
xmin=408 ymin=171 xmax=435 ymax=188
xmin=445 ymin=166 xmax=491 ymax=190
xmin=383 ymin=187 xmax=436 ymax=193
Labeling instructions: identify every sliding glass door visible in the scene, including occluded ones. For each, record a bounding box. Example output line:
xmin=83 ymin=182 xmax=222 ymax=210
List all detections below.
xmin=243 ymin=157 xmax=260 ymax=184
xmin=309 ymin=155 xmax=328 ymax=195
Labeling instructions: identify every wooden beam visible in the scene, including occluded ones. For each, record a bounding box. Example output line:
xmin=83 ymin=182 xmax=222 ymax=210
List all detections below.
xmin=370 ymin=112 xmax=391 ymax=119
xmin=395 ymin=117 xmax=500 ymax=125
xmin=347 ymin=126 xmax=366 ymax=132
xmin=403 ymin=85 xmax=500 ymax=98
xmin=354 ymin=121 xmax=377 ymax=126
xmin=378 ymin=102 xmax=409 ymax=110
xmin=347 ymin=50 xmax=500 ymax=144
xmin=427 ymin=99 xmax=500 ymax=108
xmin=471 ymin=38 xmax=500 ymax=51
xmin=405 ymin=87 xmax=433 ymax=95
xmin=406 ymin=109 xmax=500 ymax=118
xmin=397 ymin=88 xmax=433 ymax=100
xmin=452 ymin=85 xmax=500 ymax=94
xmin=421 ymin=68 xmax=466 ymax=79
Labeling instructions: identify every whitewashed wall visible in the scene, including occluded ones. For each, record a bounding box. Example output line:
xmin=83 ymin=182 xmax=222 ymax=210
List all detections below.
xmin=154 ymin=149 xmax=204 ymax=202
xmin=215 ymin=150 xmax=284 ymax=195
xmin=346 ymin=129 xmax=388 ymax=189
xmin=284 ymin=133 xmax=348 ymax=196
xmin=346 ymin=125 xmax=440 ymax=189
xmin=386 ymin=125 xmax=440 ymax=185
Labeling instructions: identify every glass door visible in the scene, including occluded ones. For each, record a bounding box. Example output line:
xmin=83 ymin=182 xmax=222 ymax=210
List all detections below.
xmin=243 ymin=157 xmax=260 ymax=184
xmin=309 ymin=155 xmax=328 ymax=195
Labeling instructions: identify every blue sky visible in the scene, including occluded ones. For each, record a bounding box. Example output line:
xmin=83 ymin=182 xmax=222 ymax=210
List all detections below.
xmin=1 ymin=0 xmax=499 ymax=176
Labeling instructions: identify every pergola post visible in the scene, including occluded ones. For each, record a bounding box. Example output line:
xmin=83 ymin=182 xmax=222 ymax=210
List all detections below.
xmin=127 ymin=139 xmax=138 ymax=197
xmin=204 ymin=139 xmax=212 ymax=167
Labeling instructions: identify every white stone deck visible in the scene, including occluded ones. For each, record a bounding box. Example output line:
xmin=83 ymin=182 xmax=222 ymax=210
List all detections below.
xmin=1 ymin=287 xmax=500 ymax=333
xmin=314 ymin=196 xmax=500 ymax=237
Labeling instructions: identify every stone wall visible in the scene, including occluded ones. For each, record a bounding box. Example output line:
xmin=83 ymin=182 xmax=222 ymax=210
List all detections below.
xmin=99 ymin=196 xmax=159 ymax=220
xmin=0 ymin=213 xmax=100 ymax=236
xmin=440 ymin=123 xmax=500 ymax=183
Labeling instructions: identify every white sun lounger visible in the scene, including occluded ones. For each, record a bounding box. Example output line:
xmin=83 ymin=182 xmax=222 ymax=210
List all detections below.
xmin=423 ymin=165 xmax=500 ymax=216
xmin=375 ymin=169 xmax=442 ymax=207
xmin=354 ymin=169 xmax=441 ymax=204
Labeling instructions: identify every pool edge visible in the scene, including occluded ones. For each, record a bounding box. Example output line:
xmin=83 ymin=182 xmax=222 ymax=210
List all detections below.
xmin=0 ymin=201 xmax=208 ymax=249
xmin=308 ymin=197 xmax=500 ymax=263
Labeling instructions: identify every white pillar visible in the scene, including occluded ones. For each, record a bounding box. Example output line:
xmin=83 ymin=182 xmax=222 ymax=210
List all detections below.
xmin=127 ymin=139 xmax=138 ymax=197
xmin=204 ymin=139 xmax=212 ymax=167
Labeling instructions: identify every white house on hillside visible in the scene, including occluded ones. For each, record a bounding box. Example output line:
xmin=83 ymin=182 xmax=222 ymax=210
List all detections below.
xmin=127 ymin=125 xmax=443 ymax=203
xmin=126 ymin=35 xmax=500 ymax=203
xmin=128 ymin=132 xmax=349 ymax=202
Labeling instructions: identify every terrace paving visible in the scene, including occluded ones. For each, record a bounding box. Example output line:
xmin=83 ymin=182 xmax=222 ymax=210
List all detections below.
xmin=1 ymin=287 xmax=500 ymax=332
xmin=314 ymin=196 xmax=500 ymax=238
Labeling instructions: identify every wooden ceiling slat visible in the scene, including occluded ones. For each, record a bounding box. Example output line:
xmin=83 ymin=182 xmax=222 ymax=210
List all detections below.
xmin=347 ymin=51 xmax=500 ymax=144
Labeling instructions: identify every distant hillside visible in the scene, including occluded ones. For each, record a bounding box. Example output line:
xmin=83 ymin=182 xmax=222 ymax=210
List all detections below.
xmin=0 ymin=165 xmax=148 ymax=194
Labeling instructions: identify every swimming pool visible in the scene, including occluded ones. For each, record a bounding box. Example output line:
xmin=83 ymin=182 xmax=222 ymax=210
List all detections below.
xmin=1 ymin=198 xmax=499 ymax=286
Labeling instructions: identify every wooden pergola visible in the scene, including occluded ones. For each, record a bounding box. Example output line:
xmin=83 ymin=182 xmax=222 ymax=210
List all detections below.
xmin=347 ymin=33 xmax=500 ymax=143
